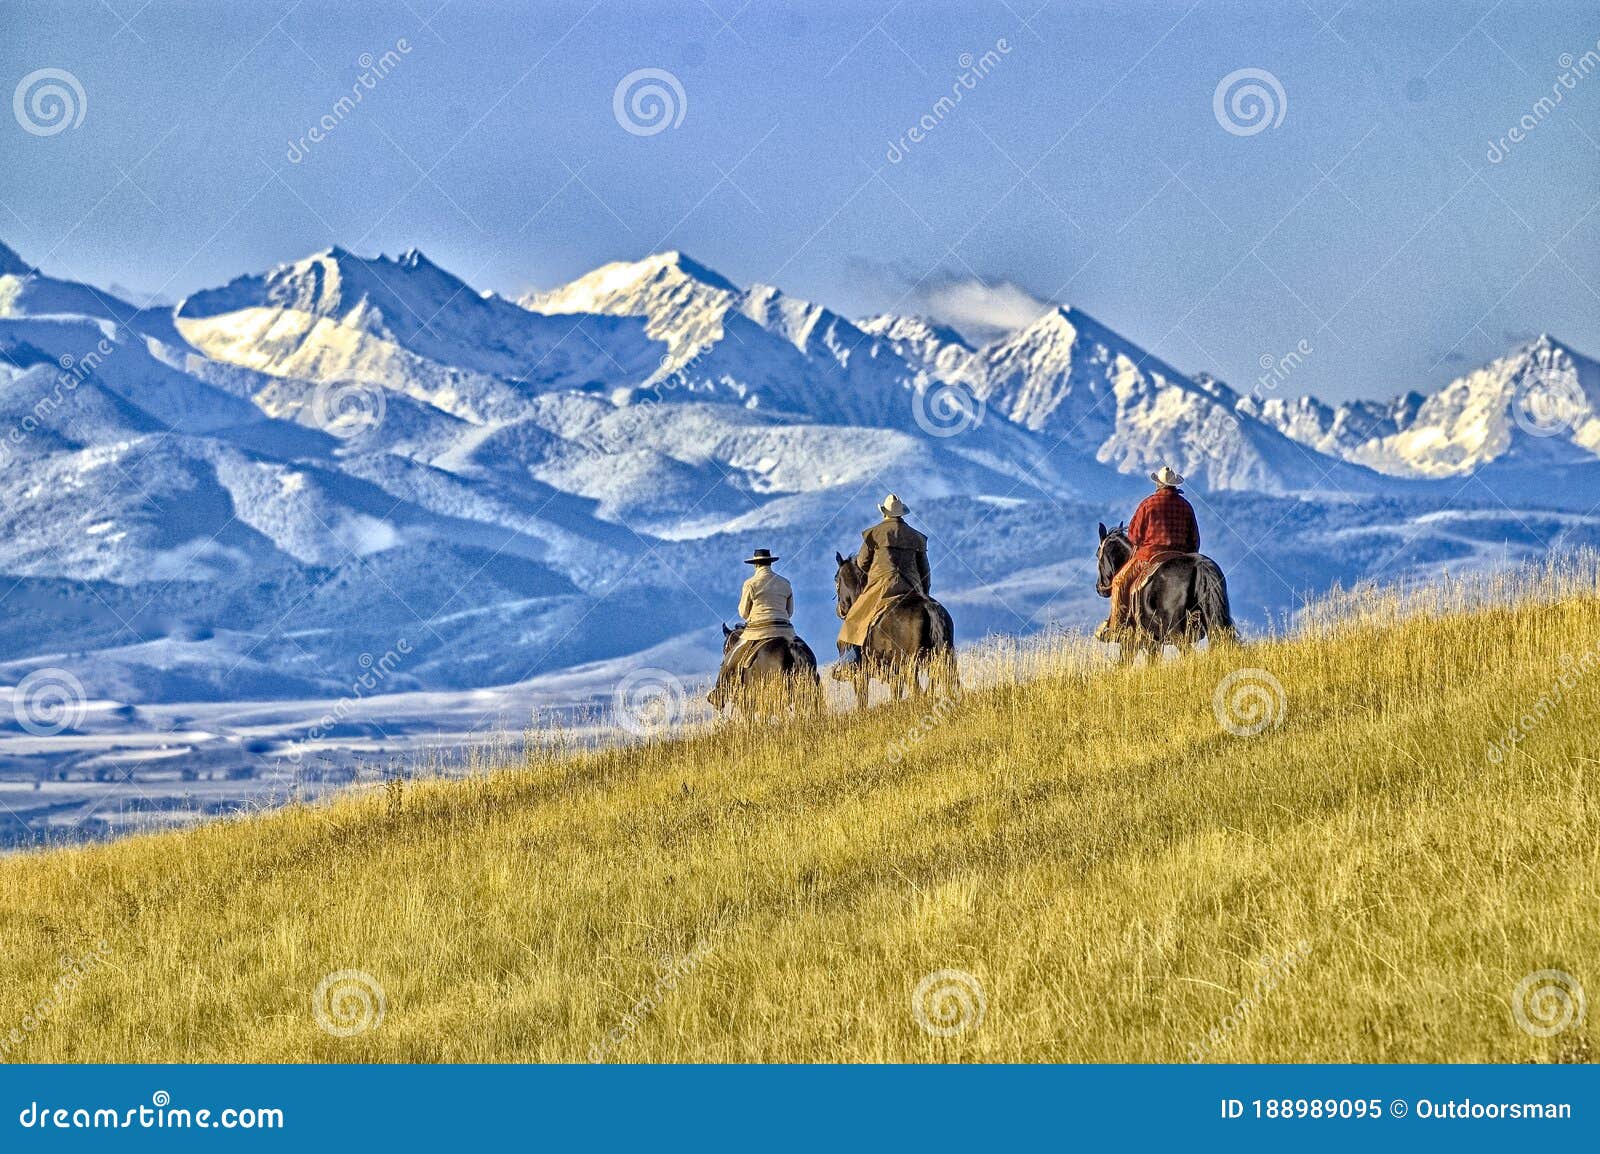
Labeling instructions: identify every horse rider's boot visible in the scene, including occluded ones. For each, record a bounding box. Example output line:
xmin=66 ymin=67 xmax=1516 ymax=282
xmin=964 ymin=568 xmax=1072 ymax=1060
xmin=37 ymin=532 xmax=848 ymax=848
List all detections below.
xmin=830 ymin=644 xmax=862 ymax=681
xmin=1094 ymin=619 xmax=1117 ymax=643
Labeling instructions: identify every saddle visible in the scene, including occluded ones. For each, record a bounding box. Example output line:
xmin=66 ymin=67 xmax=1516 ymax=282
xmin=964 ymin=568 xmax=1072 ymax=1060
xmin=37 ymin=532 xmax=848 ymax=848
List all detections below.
xmin=724 ymin=633 xmax=816 ymax=678
xmin=1129 ymin=550 xmax=1196 ymax=597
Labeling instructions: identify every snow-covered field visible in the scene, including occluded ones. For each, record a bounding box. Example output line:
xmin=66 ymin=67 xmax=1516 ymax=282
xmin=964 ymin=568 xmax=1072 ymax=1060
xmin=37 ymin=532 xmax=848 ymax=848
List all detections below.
xmin=4 ymin=237 xmax=1599 ymax=845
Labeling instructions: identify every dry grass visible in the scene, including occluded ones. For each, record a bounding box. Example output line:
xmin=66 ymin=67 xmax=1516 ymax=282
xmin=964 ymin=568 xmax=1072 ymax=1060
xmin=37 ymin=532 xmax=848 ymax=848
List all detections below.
xmin=1 ymin=563 xmax=1597 ymax=1063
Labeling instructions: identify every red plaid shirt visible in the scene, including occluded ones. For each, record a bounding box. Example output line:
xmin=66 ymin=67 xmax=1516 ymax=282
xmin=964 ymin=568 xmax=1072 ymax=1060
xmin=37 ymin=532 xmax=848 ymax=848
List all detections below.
xmin=1129 ymin=487 xmax=1199 ymax=553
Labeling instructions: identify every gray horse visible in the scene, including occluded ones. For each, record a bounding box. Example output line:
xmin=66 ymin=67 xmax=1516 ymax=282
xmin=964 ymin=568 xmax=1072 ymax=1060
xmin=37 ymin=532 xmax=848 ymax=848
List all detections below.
xmin=1095 ymin=523 xmax=1236 ymax=661
xmin=833 ymin=553 xmax=958 ymax=707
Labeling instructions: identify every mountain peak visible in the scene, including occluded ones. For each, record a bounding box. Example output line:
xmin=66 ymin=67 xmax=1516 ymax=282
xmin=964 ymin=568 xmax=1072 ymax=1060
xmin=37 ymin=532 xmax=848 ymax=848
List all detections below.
xmin=633 ymin=250 xmax=739 ymax=292
xmin=1519 ymin=332 xmax=1575 ymax=358
xmin=397 ymin=246 xmax=439 ymax=272
xmin=519 ymin=250 xmax=740 ymax=318
xmin=0 ymin=240 xmax=33 ymax=277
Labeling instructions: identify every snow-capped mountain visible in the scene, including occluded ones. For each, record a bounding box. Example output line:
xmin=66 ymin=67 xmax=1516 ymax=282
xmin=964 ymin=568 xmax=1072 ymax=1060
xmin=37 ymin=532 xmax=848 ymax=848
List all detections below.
xmin=176 ymin=246 xmax=662 ymax=425
xmin=520 ymin=251 xmax=923 ymax=428
xmin=4 ymin=235 xmax=1600 ymax=809
xmin=1252 ymin=336 xmax=1600 ymax=480
xmin=868 ymin=299 xmax=1388 ymax=495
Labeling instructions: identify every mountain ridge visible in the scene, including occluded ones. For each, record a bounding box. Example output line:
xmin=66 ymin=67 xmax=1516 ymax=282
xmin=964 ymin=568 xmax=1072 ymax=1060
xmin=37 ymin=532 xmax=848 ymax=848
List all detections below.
xmin=2 ymin=235 xmax=1598 ymax=727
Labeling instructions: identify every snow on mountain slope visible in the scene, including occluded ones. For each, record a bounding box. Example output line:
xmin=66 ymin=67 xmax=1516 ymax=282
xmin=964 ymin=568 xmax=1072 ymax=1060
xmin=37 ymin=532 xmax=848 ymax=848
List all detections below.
xmin=0 ymin=315 xmax=267 ymax=436
xmin=0 ymin=436 xmax=292 ymax=583
xmin=1250 ymin=336 xmax=1600 ymax=479
xmin=0 ymin=242 xmax=187 ymax=347
xmin=4 ymin=233 xmax=1600 ymax=762
xmin=521 ymin=252 xmax=921 ymax=427
xmin=1350 ymin=336 xmax=1600 ymax=477
xmin=176 ymin=247 xmax=661 ymax=424
xmin=1238 ymin=392 xmax=1425 ymax=459
xmin=857 ymin=314 xmax=977 ymax=370
xmin=969 ymin=307 xmax=1389 ymax=494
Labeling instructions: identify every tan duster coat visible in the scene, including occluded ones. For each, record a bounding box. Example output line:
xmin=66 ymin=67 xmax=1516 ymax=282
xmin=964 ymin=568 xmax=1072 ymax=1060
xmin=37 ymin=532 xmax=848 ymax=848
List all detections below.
xmin=738 ymin=567 xmax=796 ymax=642
xmin=838 ymin=516 xmax=930 ymax=647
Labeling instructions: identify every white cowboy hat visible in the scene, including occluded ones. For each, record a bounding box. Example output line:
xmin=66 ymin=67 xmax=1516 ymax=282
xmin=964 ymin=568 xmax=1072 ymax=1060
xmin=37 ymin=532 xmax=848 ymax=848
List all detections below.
xmin=1149 ymin=465 xmax=1184 ymax=488
xmin=879 ymin=493 xmax=909 ymax=517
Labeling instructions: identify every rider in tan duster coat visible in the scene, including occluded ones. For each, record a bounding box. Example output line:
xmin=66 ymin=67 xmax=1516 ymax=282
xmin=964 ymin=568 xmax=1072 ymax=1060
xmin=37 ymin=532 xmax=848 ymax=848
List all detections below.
xmin=838 ymin=494 xmax=930 ymax=658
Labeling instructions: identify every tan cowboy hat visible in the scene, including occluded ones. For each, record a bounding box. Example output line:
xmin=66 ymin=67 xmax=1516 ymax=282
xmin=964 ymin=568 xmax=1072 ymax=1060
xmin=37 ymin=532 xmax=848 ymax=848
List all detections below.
xmin=744 ymin=548 xmax=779 ymax=565
xmin=879 ymin=493 xmax=909 ymax=517
xmin=1149 ymin=465 xmax=1184 ymax=488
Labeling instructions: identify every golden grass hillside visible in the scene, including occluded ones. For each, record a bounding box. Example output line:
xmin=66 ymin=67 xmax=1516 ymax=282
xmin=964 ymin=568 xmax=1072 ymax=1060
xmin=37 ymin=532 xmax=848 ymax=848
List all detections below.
xmin=2 ymin=569 xmax=1597 ymax=1063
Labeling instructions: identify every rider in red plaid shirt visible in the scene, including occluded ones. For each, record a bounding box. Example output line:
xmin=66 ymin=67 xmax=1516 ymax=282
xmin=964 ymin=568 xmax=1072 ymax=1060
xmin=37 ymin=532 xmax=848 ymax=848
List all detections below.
xmin=1128 ymin=482 xmax=1199 ymax=554
xmin=1100 ymin=465 xmax=1200 ymax=637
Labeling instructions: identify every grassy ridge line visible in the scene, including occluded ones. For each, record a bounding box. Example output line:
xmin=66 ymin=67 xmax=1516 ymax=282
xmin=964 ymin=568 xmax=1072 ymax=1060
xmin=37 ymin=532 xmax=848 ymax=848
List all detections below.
xmin=0 ymin=593 xmax=1596 ymax=1062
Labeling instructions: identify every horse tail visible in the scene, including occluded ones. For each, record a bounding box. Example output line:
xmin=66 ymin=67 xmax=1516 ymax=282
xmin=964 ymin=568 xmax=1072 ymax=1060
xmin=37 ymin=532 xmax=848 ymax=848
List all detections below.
xmin=922 ymin=599 xmax=960 ymax=692
xmin=1194 ymin=557 xmax=1237 ymax=645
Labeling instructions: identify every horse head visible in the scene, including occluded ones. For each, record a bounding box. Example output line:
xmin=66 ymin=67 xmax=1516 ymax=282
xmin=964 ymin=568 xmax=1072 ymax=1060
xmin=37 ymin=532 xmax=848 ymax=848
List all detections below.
xmin=721 ymin=622 xmax=744 ymax=655
xmin=1096 ymin=522 xmax=1132 ymax=597
xmin=834 ymin=551 xmax=865 ymax=619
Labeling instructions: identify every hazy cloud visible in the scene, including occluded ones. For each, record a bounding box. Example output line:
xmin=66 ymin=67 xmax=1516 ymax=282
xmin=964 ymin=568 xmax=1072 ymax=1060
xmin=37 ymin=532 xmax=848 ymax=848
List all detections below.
xmin=919 ymin=278 xmax=1055 ymax=345
xmin=853 ymin=260 xmax=1056 ymax=346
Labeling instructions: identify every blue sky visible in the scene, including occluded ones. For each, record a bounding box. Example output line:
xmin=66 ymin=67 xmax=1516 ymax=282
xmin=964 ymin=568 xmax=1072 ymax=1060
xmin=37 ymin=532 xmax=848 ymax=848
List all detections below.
xmin=2 ymin=0 xmax=1597 ymax=402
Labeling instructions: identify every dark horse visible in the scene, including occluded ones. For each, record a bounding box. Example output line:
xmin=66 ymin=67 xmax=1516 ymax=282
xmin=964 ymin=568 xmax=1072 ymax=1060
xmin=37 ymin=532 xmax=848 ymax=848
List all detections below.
xmin=833 ymin=553 xmax=959 ymax=708
xmin=710 ymin=623 xmax=822 ymax=717
xmin=1095 ymin=522 xmax=1236 ymax=661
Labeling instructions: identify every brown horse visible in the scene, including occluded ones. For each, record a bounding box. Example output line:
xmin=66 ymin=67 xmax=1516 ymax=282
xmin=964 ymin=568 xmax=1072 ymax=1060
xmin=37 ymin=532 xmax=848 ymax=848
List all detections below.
xmin=833 ymin=553 xmax=959 ymax=707
xmin=1095 ymin=522 xmax=1236 ymax=661
xmin=710 ymin=623 xmax=822 ymax=718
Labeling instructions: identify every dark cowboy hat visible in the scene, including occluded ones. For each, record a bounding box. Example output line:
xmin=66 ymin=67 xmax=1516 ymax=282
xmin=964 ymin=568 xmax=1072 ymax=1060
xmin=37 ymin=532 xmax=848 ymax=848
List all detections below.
xmin=744 ymin=548 xmax=779 ymax=565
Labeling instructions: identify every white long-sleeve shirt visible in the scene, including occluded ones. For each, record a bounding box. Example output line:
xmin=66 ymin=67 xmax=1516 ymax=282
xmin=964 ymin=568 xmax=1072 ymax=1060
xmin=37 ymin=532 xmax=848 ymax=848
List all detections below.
xmin=737 ymin=566 xmax=795 ymax=641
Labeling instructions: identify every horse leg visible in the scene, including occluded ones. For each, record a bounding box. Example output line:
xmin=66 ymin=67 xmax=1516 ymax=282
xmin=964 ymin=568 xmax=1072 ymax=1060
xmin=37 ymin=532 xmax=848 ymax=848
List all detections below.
xmin=852 ymin=667 xmax=870 ymax=709
xmin=888 ymin=659 xmax=905 ymax=700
